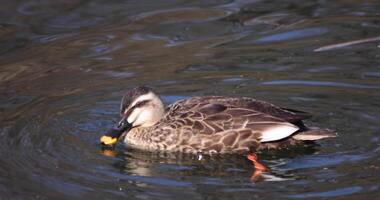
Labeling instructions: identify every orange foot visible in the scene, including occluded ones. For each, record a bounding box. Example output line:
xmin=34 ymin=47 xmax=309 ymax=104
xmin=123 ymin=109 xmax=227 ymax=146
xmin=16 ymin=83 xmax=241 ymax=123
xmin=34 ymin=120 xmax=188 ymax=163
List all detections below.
xmin=246 ymin=153 xmax=269 ymax=181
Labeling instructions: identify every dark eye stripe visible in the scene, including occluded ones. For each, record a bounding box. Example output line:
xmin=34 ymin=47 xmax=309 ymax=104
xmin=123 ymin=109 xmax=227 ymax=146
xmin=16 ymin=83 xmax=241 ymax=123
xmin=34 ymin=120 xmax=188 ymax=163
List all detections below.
xmin=123 ymin=100 xmax=151 ymax=117
xmin=134 ymin=100 xmax=151 ymax=108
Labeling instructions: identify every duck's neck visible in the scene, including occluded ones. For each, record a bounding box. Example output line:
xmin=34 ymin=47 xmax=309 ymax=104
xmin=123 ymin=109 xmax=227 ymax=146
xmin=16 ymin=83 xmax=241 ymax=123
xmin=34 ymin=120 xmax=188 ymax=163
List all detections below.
xmin=123 ymin=126 xmax=158 ymax=150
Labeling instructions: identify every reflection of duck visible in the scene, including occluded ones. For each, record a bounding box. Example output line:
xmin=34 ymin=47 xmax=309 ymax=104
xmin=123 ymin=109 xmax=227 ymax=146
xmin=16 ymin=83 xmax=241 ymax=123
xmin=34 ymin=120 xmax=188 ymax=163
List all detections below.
xmin=101 ymin=86 xmax=335 ymax=179
xmin=100 ymin=147 xmax=307 ymax=183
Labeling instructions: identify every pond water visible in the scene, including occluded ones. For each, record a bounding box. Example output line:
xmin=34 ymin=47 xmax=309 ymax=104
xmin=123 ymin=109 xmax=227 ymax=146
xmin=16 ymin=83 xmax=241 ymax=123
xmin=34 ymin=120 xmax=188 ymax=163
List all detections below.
xmin=0 ymin=0 xmax=379 ymax=199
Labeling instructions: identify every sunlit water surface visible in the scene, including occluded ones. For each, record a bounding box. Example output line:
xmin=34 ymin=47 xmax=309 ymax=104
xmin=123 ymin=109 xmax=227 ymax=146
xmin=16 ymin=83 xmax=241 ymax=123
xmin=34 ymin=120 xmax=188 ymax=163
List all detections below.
xmin=0 ymin=0 xmax=379 ymax=199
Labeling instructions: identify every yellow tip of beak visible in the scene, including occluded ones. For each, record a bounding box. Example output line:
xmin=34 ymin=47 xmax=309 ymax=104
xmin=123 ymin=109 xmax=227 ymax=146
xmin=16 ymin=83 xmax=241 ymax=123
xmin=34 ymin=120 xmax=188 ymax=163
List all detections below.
xmin=100 ymin=135 xmax=118 ymax=145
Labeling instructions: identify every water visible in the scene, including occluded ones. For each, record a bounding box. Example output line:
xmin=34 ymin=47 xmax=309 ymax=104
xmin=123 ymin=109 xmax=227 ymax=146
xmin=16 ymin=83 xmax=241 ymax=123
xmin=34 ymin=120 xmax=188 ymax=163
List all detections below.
xmin=1 ymin=0 xmax=379 ymax=199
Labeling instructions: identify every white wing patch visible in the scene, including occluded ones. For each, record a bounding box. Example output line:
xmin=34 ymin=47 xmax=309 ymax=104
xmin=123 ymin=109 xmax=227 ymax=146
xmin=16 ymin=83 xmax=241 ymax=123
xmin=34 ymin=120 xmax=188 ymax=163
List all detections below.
xmin=259 ymin=123 xmax=299 ymax=142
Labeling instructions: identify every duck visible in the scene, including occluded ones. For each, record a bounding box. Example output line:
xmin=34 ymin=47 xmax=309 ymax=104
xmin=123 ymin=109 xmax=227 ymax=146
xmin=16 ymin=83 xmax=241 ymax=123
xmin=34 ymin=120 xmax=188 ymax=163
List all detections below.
xmin=100 ymin=86 xmax=335 ymax=177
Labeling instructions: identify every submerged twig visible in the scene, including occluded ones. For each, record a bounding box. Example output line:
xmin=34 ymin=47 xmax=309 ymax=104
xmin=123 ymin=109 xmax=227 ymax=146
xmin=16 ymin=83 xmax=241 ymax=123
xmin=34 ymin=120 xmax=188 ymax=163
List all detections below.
xmin=314 ymin=35 xmax=380 ymax=52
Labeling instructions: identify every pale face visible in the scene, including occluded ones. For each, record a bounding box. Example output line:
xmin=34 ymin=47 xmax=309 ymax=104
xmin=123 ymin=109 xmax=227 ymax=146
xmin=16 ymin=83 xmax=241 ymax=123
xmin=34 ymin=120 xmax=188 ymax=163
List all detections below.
xmin=123 ymin=92 xmax=165 ymax=128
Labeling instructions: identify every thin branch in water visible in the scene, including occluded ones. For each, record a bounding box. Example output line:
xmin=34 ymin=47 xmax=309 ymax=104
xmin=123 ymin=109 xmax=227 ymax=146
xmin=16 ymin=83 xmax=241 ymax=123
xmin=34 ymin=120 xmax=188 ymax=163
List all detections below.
xmin=314 ymin=35 xmax=380 ymax=52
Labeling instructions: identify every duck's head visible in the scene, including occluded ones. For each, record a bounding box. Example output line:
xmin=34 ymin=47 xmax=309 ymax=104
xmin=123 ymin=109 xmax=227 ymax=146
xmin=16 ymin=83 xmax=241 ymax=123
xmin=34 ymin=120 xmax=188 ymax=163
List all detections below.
xmin=100 ymin=86 xmax=165 ymax=146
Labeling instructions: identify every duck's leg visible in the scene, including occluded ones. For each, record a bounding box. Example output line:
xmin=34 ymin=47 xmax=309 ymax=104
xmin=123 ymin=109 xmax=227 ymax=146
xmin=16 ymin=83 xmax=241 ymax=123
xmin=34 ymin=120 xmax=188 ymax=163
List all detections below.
xmin=246 ymin=153 xmax=268 ymax=181
xmin=247 ymin=153 xmax=267 ymax=171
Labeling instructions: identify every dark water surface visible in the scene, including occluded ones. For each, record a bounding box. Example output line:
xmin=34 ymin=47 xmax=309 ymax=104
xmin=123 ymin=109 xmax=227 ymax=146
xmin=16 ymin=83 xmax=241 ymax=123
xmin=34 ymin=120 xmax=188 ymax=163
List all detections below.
xmin=1 ymin=0 xmax=379 ymax=199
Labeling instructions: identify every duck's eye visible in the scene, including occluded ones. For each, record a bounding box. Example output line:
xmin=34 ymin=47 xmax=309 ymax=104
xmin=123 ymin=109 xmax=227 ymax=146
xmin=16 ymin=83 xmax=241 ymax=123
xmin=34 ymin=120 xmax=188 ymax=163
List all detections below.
xmin=118 ymin=121 xmax=125 ymax=128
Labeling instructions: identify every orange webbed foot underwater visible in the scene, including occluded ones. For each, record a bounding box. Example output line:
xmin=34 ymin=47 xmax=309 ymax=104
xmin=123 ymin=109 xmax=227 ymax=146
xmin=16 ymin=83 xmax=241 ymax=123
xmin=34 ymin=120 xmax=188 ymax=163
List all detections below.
xmin=246 ymin=153 xmax=269 ymax=182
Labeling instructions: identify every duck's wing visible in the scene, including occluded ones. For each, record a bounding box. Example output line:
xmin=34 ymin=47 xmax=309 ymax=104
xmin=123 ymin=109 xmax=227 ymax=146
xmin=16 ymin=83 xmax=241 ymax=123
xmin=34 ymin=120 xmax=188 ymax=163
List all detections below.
xmin=212 ymin=96 xmax=311 ymax=122
xmin=166 ymin=97 xmax=300 ymax=143
xmin=171 ymin=96 xmax=311 ymax=122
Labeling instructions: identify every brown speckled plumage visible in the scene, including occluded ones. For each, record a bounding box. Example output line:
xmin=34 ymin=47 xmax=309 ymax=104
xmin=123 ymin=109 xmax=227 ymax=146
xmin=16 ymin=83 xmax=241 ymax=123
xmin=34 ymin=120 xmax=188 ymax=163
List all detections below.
xmin=120 ymin=87 xmax=335 ymax=154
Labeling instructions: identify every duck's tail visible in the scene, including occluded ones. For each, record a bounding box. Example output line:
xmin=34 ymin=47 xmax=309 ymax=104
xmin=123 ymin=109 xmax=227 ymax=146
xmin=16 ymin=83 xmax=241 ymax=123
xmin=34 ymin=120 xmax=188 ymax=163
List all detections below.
xmin=292 ymin=127 xmax=337 ymax=141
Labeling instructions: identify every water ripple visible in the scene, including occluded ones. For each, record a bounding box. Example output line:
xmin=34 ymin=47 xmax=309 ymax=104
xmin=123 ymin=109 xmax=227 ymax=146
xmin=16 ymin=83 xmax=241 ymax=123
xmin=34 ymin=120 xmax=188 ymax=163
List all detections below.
xmin=288 ymin=186 xmax=362 ymax=198
xmin=260 ymin=80 xmax=380 ymax=89
xmin=255 ymin=27 xmax=328 ymax=43
xmin=1 ymin=0 xmax=380 ymax=199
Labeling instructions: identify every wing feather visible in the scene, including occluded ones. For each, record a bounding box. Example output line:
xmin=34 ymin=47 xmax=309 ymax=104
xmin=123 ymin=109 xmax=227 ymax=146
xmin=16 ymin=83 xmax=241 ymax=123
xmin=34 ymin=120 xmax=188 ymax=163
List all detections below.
xmin=166 ymin=96 xmax=302 ymax=143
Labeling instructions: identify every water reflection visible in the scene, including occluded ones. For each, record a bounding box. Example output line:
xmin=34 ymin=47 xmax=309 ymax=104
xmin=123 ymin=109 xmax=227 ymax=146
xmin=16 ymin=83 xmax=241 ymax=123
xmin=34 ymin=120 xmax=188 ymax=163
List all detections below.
xmin=98 ymin=143 xmax=323 ymax=185
xmin=1 ymin=0 xmax=380 ymax=199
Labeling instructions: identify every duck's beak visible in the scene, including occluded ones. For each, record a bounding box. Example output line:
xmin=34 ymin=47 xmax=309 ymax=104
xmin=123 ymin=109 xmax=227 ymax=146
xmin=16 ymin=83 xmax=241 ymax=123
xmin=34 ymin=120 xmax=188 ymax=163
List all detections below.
xmin=100 ymin=118 xmax=132 ymax=146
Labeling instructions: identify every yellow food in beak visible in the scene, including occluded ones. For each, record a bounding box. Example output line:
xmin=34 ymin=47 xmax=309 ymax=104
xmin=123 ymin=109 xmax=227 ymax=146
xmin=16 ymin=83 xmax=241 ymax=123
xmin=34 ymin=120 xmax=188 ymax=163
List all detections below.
xmin=100 ymin=135 xmax=118 ymax=145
